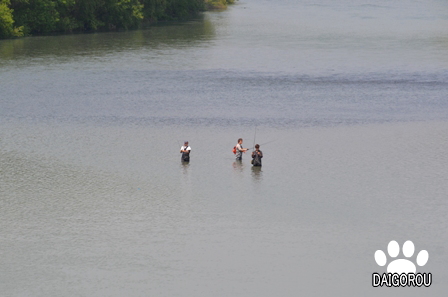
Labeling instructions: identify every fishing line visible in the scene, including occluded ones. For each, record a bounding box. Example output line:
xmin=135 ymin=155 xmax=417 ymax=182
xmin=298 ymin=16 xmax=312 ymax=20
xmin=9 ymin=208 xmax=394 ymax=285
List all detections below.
xmin=249 ymin=139 xmax=277 ymax=150
xmin=252 ymin=126 xmax=257 ymax=151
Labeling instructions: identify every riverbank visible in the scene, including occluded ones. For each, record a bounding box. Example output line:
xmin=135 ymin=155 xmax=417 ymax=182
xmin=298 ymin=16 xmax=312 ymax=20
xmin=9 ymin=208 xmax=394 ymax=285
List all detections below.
xmin=205 ymin=0 xmax=235 ymax=10
xmin=0 ymin=0 xmax=234 ymax=39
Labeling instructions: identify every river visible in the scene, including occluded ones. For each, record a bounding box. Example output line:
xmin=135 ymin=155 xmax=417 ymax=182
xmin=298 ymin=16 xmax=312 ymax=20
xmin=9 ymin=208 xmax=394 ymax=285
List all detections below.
xmin=1 ymin=0 xmax=448 ymax=296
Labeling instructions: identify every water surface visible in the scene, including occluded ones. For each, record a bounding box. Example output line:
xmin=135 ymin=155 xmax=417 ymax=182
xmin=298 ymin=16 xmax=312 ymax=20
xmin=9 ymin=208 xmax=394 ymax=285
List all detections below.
xmin=1 ymin=0 xmax=448 ymax=296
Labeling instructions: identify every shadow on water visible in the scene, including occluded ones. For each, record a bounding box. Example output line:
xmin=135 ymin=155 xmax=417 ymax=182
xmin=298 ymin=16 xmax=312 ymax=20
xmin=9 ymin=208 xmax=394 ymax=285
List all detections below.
xmin=0 ymin=15 xmax=215 ymax=63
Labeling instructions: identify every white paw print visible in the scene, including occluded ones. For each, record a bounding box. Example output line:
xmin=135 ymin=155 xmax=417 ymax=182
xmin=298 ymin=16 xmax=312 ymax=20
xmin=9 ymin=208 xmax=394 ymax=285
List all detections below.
xmin=374 ymin=240 xmax=429 ymax=274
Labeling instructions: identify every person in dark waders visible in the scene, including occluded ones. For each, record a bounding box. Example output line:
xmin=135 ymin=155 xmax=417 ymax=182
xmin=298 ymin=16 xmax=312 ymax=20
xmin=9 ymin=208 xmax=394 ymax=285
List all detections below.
xmin=251 ymin=144 xmax=263 ymax=166
xmin=180 ymin=141 xmax=191 ymax=162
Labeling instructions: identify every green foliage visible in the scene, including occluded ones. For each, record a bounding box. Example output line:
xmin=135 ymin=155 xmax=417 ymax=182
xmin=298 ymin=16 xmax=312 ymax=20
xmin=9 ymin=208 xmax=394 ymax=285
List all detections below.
xmin=141 ymin=0 xmax=167 ymax=22
xmin=0 ymin=0 xmax=22 ymax=37
xmin=164 ymin=0 xmax=204 ymax=19
xmin=10 ymin=0 xmax=63 ymax=34
xmin=205 ymin=0 xmax=232 ymax=10
xmin=0 ymin=0 xmax=14 ymax=37
xmin=103 ymin=0 xmax=144 ymax=29
xmin=1 ymin=0 xmax=223 ymax=38
xmin=71 ymin=0 xmax=105 ymax=31
xmin=141 ymin=0 xmax=204 ymax=22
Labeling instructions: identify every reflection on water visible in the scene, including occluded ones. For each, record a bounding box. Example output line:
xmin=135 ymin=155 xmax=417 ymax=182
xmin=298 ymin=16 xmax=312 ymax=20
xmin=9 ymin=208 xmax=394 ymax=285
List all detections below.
xmin=180 ymin=161 xmax=190 ymax=172
xmin=0 ymin=15 xmax=215 ymax=64
xmin=3 ymin=121 xmax=447 ymax=297
xmin=251 ymin=165 xmax=263 ymax=182
xmin=232 ymin=160 xmax=245 ymax=173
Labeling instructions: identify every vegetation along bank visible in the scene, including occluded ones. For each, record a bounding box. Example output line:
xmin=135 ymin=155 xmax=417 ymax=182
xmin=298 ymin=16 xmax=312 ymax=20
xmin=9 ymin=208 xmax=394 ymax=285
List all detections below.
xmin=0 ymin=0 xmax=234 ymax=39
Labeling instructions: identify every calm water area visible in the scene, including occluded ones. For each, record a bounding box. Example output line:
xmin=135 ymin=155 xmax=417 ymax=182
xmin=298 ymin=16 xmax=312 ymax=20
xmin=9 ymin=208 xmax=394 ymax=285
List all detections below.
xmin=1 ymin=0 xmax=448 ymax=296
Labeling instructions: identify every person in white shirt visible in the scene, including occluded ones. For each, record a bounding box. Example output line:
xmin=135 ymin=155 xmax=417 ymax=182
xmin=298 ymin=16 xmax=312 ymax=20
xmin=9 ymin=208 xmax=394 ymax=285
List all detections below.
xmin=180 ymin=141 xmax=191 ymax=162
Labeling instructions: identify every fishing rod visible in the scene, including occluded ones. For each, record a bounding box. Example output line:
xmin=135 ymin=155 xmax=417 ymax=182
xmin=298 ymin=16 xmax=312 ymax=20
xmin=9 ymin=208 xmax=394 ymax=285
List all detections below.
xmin=252 ymin=126 xmax=257 ymax=152
xmin=248 ymin=139 xmax=277 ymax=151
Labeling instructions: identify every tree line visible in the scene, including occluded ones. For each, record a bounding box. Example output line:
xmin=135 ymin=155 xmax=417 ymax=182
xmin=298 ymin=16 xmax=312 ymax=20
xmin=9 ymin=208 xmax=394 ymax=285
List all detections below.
xmin=0 ymin=0 xmax=234 ymax=38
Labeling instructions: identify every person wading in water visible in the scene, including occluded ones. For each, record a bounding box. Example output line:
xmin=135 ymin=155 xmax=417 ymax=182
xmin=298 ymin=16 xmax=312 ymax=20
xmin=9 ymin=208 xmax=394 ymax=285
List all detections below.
xmin=180 ymin=141 xmax=191 ymax=162
xmin=251 ymin=144 xmax=263 ymax=166
xmin=235 ymin=138 xmax=248 ymax=161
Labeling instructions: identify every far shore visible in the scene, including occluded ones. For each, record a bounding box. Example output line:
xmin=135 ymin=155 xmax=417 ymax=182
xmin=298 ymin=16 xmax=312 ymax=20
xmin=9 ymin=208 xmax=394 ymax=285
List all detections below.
xmin=0 ymin=0 xmax=236 ymax=39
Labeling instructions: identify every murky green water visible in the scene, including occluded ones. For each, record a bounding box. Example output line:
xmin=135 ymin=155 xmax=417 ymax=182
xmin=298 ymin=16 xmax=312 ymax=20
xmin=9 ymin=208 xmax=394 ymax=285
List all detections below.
xmin=1 ymin=0 xmax=448 ymax=296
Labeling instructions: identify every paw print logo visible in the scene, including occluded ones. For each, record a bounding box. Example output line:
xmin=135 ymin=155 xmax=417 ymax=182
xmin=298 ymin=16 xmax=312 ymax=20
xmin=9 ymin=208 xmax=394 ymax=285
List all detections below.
xmin=374 ymin=240 xmax=429 ymax=274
